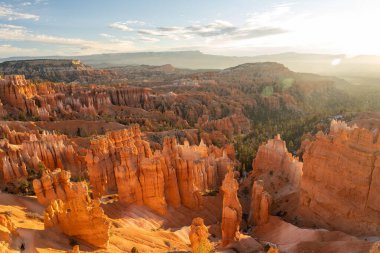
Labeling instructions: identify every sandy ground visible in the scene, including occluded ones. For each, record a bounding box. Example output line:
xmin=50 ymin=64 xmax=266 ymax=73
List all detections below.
xmin=1 ymin=192 xmax=376 ymax=253
xmin=0 ymin=193 xmax=224 ymax=253
xmin=253 ymin=216 xmax=374 ymax=253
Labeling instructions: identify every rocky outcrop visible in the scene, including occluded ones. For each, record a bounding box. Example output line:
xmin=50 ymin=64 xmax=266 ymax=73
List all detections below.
xmin=329 ymin=119 xmax=357 ymax=135
xmin=0 ymin=215 xmax=18 ymax=245
xmin=253 ymin=134 xmax=302 ymax=191
xmin=0 ymin=75 xmax=153 ymax=121
xmin=86 ymin=126 xmax=234 ymax=213
xmin=44 ymin=197 xmax=110 ymax=248
xmin=0 ymin=140 xmax=28 ymax=183
xmin=221 ymin=167 xmax=242 ymax=247
xmin=0 ymin=59 xmax=121 ymax=84
xmin=252 ymin=134 xmax=302 ymax=217
xmin=161 ymin=137 xmax=234 ymax=209
xmin=189 ymin=217 xmax=213 ymax=253
xmin=33 ymin=169 xmax=88 ymax=206
xmin=0 ymin=75 xmax=40 ymax=117
xmin=20 ymin=132 xmax=85 ymax=177
xmin=86 ymin=126 xmax=166 ymax=215
xmin=299 ymin=120 xmax=380 ymax=236
xmin=197 ymin=113 xmax=251 ymax=138
xmin=249 ymin=180 xmax=271 ymax=226
xmin=0 ymin=128 xmax=85 ymax=184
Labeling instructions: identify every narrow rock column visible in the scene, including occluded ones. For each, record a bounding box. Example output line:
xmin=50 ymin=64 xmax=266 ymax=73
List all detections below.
xmin=221 ymin=167 xmax=242 ymax=247
xmin=249 ymin=180 xmax=271 ymax=226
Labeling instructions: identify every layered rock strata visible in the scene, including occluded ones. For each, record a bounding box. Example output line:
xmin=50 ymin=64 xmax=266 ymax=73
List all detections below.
xmin=299 ymin=121 xmax=380 ymax=235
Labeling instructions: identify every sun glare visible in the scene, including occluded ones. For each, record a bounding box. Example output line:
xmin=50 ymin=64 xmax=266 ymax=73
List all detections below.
xmin=331 ymin=58 xmax=341 ymax=66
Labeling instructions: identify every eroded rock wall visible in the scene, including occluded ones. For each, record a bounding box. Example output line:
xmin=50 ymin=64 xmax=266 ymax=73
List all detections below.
xmin=253 ymin=134 xmax=303 ymax=191
xmin=86 ymin=126 xmax=234 ymax=213
xmin=299 ymin=121 xmax=380 ymax=235
xmin=33 ymin=169 xmax=88 ymax=206
xmin=0 ymin=127 xmax=85 ymax=184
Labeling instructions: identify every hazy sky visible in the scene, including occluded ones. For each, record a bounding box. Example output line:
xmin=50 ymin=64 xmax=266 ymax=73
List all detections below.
xmin=0 ymin=0 xmax=379 ymax=57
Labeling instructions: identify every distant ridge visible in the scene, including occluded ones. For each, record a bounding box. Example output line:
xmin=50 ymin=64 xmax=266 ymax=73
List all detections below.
xmin=1 ymin=51 xmax=380 ymax=82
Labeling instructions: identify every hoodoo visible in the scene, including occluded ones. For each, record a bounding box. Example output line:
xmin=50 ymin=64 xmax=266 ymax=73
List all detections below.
xmin=221 ymin=167 xmax=242 ymax=247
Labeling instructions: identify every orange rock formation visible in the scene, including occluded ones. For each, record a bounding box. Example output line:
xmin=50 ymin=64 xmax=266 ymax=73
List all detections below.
xmin=85 ymin=126 xmax=167 ymax=215
xmin=0 ymin=125 xmax=85 ymax=184
xmin=33 ymin=169 xmax=88 ymax=206
xmin=86 ymin=126 xmax=234 ymax=213
xmin=161 ymin=137 xmax=234 ymax=209
xmin=252 ymin=134 xmax=302 ymax=217
xmin=253 ymin=134 xmax=302 ymax=191
xmin=0 ymin=214 xmax=18 ymax=246
xmin=221 ymin=167 xmax=242 ymax=247
xmin=197 ymin=113 xmax=250 ymax=138
xmin=44 ymin=197 xmax=110 ymax=248
xmin=249 ymin=180 xmax=271 ymax=226
xmin=299 ymin=120 xmax=380 ymax=235
xmin=189 ymin=217 xmax=213 ymax=253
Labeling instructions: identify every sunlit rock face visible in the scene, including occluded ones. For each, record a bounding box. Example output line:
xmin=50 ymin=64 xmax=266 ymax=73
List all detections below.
xmin=85 ymin=125 xmax=167 ymax=214
xmin=221 ymin=168 xmax=242 ymax=247
xmin=44 ymin=197 xmax=110 ymax=249
xmin=161 ymin=137 xmax=234 ymax=210
xmin=252 ymin=134 xmax=302 ymax=217
xmin=253 ymin=134 xmax=303 ymax=192
xmin=189 ymin=217 xmax=213 ymax=253
xmin=299 ymin=120 xmax=380 ymax=236
xmin=33 ymin=168 xmax=88 ymax=206
xmin=249 ymin=180 xmax=271 ymax=226
xmin=0 ymin=75 xmax=153 ymax=121
xmin=0 ymin=125 xmax=85 ymax=185
xmin=0 ymin=214 xmax=19 ymax=248
xmin=86 ymin=125 xmax=234 ymax=213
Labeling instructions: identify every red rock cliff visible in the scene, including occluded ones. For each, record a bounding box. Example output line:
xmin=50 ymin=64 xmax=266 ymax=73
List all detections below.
xmin=299 ymin=120 xmax=380 ymax=235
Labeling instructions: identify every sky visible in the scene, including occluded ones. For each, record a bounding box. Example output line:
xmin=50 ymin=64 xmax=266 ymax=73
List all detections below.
xmin=0 ymin=0 xmax=379 ymax=57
